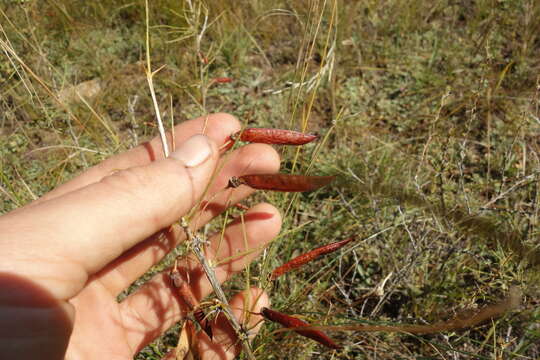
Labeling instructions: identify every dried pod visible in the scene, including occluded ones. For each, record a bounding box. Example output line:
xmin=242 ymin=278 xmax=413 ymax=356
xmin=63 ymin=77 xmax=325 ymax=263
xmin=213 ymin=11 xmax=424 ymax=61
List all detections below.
xmin=232 ymin=128 xmax=318 ymax=145
xmin=261 ymin=307 xmax=341 ymax=350
xmin=169 ymin=263 xmax=213 ymax=339
xmin=229 ymin=174 xmax=335 ymax=192
xmin=271 ymin=237 xmax=355 ymax=279
xmin=213 ymin=77 xmax=232 ymax=83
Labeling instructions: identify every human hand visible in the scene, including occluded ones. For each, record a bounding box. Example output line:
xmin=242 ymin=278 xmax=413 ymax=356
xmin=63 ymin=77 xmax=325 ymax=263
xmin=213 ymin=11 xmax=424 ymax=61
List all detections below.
xmin=0 ymin=113 xmax=282 ymax=360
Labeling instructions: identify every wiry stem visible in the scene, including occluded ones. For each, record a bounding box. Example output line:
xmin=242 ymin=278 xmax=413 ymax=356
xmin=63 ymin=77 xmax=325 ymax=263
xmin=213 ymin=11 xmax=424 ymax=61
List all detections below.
xmin=145 ymin=0 xmax=169 ymax=158
xmin=180 ymin=218 xmax=256 ymax=360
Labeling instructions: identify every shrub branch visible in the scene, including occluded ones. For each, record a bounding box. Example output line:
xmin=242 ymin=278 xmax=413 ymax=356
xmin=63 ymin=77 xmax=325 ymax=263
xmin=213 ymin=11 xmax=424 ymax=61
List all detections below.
xmin=180 ymin=218 xmax=256 ymax=360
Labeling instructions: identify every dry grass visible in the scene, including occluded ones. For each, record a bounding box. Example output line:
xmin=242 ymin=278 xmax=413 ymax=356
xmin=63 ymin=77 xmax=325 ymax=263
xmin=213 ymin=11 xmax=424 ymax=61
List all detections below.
xmin=1 ymin=0 xmax=540 ymax=359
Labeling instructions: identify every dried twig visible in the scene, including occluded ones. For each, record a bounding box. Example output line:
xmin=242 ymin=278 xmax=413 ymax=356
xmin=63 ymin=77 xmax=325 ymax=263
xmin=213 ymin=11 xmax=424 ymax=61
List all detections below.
xmin=145 ymin=0 xmax=169 ymax=158
xmin=180 ymin=218 xmax=256 ymax=360
xmin=293 ymin=287 xmax=522 ymax=335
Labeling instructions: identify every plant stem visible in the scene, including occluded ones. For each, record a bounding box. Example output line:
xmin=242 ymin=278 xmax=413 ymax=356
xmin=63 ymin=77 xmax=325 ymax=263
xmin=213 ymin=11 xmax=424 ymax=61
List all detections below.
xmin=145 ymin=0 xmax=169 ymax=158
xmin=180 ymin=218 xmax=256 ymax=360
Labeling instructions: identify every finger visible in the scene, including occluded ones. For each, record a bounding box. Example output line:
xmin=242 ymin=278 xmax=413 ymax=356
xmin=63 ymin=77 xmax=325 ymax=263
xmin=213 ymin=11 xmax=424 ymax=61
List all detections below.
xmin=194 ymin=288 xmax=269 ymax=360
xmin=94 ymin=143 xmax=280 ymax=295
xmin=119 ymin=203 xmax=281 ymax=350
xmin=35 ymin=113 xmax=240 ymax=205
xmin=0 ymin=135 xmax=219 ymax=300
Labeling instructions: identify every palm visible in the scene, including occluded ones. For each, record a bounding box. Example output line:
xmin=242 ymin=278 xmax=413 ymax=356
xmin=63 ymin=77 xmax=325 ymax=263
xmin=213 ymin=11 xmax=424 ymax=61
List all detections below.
xmin=68 ymin=278 xmax=135 ymax=359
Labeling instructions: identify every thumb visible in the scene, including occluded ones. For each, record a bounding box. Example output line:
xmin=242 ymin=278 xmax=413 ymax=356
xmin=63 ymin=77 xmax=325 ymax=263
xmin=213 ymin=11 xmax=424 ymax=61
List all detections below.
xmin=1 ymin=134 xmax=219 ymax=299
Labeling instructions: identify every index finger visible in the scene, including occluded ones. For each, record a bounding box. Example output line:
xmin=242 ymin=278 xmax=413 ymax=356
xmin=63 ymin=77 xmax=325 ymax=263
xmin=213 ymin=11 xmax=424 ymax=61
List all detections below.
xmin=37 ymin=113 xmax=240 ymax=204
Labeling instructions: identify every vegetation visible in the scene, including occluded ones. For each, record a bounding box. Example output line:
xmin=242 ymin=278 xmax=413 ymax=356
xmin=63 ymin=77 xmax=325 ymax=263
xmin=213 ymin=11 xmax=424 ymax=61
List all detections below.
xmin=1 ymin=0 xmax=539 ymax=358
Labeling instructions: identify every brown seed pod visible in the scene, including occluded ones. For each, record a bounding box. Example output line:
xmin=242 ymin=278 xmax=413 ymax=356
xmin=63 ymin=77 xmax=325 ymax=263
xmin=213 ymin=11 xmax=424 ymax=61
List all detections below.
xmin=231 ymin=128 xmax=319 ymax=145
xmin=169 ymin=263 xmax=213 ymax=339
xmin=229 ymin=174 xmax=335 ymax=192
xmin=271 ymin=237 xmax=355 ymax=279
xmin=261 ymin=307 xmax=341 ymax=350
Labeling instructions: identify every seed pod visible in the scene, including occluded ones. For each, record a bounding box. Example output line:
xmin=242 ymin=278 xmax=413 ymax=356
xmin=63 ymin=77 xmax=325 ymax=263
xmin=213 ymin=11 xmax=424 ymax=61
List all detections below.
xmin=232 ymin=128 xmax=319 ymax=145
xmin=170 ymin=269 xmax=198 ymax=310
xmin=229 ymin=174 xmax=335 ymax=192
xmin=261 ymin=307 xmax=341 ymax=350
xmin=169 ymin=263 xmax=213 ymax=339
xmin=213 ymin=77 xmax=232 ymax=83
xmin=271 ymin=237 xmax=355 ymax=279
xmin=234 ymin=203 xmax=250 ymax=211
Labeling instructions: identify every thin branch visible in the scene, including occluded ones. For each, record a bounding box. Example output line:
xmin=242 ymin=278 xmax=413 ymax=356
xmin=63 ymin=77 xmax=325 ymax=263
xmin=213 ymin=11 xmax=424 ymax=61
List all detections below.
xmin=482 ymin=172 xmax=538 ymax=209
xmin=180 ymin=218 xmax=256 ymax=360
xmin=145 ymin=0 xmax=169 ymax=158
xmin=288 ymin=286 xmax=521 ymax=335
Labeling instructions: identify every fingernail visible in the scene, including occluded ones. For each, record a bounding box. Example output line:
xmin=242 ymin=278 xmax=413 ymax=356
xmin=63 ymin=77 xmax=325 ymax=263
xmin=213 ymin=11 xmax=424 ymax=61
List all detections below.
xmin=170 ymin=135 xmax=212 ymax=167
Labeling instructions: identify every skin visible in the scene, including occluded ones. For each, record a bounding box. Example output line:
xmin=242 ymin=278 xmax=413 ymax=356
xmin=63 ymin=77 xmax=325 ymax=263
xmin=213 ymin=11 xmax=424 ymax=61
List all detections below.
xmin=0 ymin=113 xmax=282 ymax=360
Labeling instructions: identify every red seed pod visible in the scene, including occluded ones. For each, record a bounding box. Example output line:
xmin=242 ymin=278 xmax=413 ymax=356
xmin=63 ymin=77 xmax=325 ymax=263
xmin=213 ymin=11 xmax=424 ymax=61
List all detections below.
xmin=232 ymin=128 xmax=318 ymax=145
xmin=219 ymin=137 xmax=235 ymax=152
xmin=261 ymin=307 xmax=341 ymax=350
xmin=213 ymin=77 xmax=233 ymax=83
xmin=234 ymin=203 xmax=250 ymax=211
xmin=229 ymin=174 xmax=335 ymax=192
xmin=271 ymin=237 xmax=355 ymax=279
